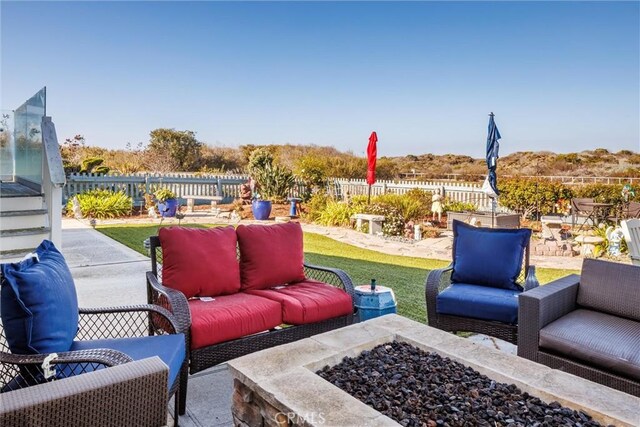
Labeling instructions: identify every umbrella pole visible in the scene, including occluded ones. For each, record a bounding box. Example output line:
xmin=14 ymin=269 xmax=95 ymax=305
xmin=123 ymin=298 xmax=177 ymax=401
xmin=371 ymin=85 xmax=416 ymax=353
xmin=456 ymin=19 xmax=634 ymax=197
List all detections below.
xmin=368 ymin=185 xmax=372 ymax=204
xmin=491 ymin=198 xmax=496 ymax=228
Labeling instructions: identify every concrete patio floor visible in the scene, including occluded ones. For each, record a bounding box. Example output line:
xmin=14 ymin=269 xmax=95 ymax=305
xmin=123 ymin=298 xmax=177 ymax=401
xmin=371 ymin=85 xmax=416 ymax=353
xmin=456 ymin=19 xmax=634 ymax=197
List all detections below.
xmin=59 ymin=217 xmax=589 ymax=426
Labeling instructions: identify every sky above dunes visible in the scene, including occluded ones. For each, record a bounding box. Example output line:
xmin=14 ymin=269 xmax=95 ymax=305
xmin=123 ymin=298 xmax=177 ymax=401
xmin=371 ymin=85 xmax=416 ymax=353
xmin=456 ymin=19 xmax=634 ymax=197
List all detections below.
xmin=2 ymin=1 xmax=639 ymax=158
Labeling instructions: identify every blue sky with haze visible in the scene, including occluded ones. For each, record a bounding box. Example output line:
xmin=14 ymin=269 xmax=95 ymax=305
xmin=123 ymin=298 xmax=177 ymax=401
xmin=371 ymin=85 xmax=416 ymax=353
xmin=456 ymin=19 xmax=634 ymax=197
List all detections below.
xmin=2 ymin=1 xmax=639 ymax=158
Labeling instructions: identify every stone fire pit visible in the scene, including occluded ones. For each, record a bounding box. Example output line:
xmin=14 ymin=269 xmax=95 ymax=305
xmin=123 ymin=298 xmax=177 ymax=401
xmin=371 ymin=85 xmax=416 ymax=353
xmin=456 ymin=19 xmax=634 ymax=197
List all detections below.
xmin=228 ymin=315 xmax=639 ymax=427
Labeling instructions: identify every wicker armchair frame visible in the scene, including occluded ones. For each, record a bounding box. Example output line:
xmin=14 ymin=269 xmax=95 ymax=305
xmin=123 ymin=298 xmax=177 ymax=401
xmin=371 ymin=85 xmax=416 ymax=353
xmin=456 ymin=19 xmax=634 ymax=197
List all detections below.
xmin=425 ymin=235 xmax=538 ymax=344
xmin=518 ymin=270 xmax=640 ymax=397
xmin=0 ymin=304 xmax=188 ymax=426
xmin=147 ymin=235 xmax=356 ymax=375
xmin=1 ymin=357 xmax=169 ymax=427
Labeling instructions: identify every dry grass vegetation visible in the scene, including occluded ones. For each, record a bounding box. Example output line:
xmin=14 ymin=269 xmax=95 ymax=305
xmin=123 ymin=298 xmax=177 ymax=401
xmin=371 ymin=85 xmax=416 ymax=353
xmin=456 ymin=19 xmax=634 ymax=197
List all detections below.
xmin=62 ymin=135 xmax=639 ymax=179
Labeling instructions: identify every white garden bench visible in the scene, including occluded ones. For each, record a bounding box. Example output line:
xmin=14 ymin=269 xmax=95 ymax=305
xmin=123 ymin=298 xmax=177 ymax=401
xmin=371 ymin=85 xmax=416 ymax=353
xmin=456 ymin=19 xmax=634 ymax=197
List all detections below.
xmin=351 ymin=213 xmax=385 ymax=235
xmin=182 ymin=195 xmax=224 ymax=213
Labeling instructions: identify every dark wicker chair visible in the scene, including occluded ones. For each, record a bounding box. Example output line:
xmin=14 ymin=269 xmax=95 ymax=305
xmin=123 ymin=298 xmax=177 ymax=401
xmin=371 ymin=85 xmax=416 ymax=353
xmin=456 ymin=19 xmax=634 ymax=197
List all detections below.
xmin=518 ymin=259 xmax=640 ymax=397
xmin=1 ymin=304 xmax=188 ymax=426
xmin=425 ymin=222 xmax=538 ymax=344
xmin=147 ymin=235 xmax=355 ymax=375
xmin=1 ymin=356 xmax=169 ymax=426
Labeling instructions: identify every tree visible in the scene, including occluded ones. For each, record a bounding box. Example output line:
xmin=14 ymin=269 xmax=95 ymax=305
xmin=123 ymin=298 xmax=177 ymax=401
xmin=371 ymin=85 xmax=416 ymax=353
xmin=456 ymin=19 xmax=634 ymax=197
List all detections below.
xmin=147 ymin=128 xmax=203 ymax=171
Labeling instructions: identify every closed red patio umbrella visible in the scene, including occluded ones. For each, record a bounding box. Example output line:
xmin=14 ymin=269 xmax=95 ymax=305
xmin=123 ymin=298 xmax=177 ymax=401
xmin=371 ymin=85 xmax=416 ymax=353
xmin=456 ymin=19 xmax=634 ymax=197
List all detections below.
xmin=367 ymin=131 xmax=378 ymax=204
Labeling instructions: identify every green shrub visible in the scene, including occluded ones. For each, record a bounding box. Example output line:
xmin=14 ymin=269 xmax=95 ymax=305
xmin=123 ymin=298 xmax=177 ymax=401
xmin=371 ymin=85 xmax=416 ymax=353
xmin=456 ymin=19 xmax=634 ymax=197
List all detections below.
xmin=294 ymin=155 xmax=328 ymax=197
xmin=373 ymin=193 xmax=429 ymax=221
xmin=93 ymin=165 xmax=110 ymax=175
xmin=316 ymin=200 xmax=357 ymax=226
xmin=443 ymin=200 xmax=477 ymax=213
xmin=303 ymin=191 xmax=330 ymax=222
xmin=498 ymin=178 xmax=573 ymax=219
xmin=80 ymin=157 xmax=104 ymax=174
xmin=66 ymin=189 xmax=133 ymax=219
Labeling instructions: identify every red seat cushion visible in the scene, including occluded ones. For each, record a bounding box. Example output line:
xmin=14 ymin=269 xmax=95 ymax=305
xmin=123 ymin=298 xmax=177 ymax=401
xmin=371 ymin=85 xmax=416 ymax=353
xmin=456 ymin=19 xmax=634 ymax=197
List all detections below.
xmin=159 ymin=226 xmax=241 ymax=298
xmin=188 ymin=293 xmax=283 ymax=350
xmin=236 ymin=222 xmax=305 ymax=291
xmin=245 ymin=279 xmax=353 ymax=325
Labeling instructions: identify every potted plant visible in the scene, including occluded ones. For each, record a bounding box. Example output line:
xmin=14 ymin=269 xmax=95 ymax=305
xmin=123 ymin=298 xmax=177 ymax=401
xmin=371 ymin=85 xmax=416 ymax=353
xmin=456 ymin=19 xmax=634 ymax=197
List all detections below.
xmin=155 ymin=188 xmax=178 ymax=217
xmin=248 ymin=149 xmax=295 ymax=221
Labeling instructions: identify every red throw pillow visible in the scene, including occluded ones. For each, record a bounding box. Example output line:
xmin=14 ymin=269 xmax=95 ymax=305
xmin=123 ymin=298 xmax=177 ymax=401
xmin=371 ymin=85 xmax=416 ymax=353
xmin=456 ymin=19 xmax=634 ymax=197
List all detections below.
xmin=159 ymin=226 xmax=241 ymax=298
xmin=236 ymin=222 xmax=305 ymax=291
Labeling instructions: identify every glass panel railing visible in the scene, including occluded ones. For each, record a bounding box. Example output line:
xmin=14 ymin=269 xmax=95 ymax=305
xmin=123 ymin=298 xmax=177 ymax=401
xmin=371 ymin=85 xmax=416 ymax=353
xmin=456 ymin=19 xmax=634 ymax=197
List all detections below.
xmin=0 ymin=110 xmax=14 ymax=180
xmin=13 ymin=87 xmax=46 ymax=188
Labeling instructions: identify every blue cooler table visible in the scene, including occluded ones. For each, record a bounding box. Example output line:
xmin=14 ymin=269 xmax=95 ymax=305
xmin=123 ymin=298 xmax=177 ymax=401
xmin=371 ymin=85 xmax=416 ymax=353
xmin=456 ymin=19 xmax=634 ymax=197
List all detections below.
xmin=354 ymin=285 xmax=397 ymax=322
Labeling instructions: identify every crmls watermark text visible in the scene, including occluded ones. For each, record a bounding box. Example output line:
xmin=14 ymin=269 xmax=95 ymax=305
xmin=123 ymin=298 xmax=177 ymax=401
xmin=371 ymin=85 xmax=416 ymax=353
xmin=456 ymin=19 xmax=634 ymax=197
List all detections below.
xmin=275 ymin=412 xmax=326 ymax=425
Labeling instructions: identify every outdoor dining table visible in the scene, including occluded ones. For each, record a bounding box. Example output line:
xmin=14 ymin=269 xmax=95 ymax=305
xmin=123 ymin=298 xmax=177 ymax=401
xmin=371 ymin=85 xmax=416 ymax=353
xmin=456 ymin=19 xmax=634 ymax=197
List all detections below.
xmin=581 ymin=202 xmax=613 ymax=226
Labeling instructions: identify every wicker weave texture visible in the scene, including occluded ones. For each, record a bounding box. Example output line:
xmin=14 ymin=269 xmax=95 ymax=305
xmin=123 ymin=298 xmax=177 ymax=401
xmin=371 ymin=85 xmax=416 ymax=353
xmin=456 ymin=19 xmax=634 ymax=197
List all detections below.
xmin=1 ymin=358 xmax=168 ymax=427
xmin=518 ymin=262 xmax=640 ymax=397
xmin=424 ymin=231 xmax=537 ymax=344
xmin=1 ymin=303 xmax=187 ymax=425
xmin=147 ymin=234 xmax=356 ymax=375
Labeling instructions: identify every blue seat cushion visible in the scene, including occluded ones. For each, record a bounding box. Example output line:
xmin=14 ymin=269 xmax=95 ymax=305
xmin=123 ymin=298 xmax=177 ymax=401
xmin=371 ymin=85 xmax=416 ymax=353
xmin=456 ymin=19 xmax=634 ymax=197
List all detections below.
xmin=1 ymin=240 xmax=79 ymax=354
xmin=436 ymin=283 xmax=521 ymax=324
xmin=67 ymin=334 xmax=186 ymax=390
xmin=451 ymin=220 xmax=531 ymax=291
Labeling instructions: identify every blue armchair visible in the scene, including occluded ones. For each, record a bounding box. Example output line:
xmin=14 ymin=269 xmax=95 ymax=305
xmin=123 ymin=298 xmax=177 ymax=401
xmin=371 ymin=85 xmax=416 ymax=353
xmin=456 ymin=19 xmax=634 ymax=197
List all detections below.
xmin=1 ymin=240 xmax=188 ymax=426
xmin=425 ymin=220 xmax=539 ymax=343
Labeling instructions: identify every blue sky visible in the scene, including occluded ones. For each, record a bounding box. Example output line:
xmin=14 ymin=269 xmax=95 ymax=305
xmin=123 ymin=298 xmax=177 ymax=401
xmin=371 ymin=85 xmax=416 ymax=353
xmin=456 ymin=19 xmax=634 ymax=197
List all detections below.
xmin=2 ymin=1 xmax=639 ymax=158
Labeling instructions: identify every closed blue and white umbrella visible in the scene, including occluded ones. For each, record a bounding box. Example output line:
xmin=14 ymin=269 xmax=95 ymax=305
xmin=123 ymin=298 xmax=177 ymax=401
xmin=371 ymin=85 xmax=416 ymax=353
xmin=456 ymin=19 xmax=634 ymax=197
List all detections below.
xmin=482 ymin=112 xmax=501 ymax=199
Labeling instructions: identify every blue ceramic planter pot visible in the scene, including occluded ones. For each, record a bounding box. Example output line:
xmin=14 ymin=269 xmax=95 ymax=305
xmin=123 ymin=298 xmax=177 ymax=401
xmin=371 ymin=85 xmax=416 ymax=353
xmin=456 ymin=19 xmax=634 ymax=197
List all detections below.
xmin=158 ymin=198 xmax=178 ymax=217
xmin=252 ymin=200 xmax=272 ymax=220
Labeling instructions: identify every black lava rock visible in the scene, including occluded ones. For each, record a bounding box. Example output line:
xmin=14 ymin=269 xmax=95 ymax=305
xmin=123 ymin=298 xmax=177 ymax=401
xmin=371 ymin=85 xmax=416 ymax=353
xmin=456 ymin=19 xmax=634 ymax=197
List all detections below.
xmin=316 ymin=341 xmax=609 ymax=427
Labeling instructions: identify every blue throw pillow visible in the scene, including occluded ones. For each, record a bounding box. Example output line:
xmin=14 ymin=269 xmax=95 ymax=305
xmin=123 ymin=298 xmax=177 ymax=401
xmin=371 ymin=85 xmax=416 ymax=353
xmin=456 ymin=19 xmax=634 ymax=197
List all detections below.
xmin=1 ymin=240 xmax=79 ymax=354
xmin=450 ymin=220 xmax=531 ymax=291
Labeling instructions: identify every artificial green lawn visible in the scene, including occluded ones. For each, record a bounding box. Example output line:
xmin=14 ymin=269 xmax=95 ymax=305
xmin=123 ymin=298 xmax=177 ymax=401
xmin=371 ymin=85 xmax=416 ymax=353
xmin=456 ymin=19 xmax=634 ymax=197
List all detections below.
xmin=97 ymin=223 xmax=578 ymax=323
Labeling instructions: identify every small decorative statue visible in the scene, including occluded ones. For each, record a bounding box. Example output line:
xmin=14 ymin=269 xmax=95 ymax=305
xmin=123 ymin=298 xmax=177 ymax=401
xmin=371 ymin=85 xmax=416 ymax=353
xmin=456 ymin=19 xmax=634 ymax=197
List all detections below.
xmin=148 ymin=206 xmax=158 ymax=219
xmin=72 ymin=196 xmax=83 ymax=219
xmin=606 ymin=225 xmax=625 ymax=257
xmin=431 ymin=189 xmax=443 ymax=222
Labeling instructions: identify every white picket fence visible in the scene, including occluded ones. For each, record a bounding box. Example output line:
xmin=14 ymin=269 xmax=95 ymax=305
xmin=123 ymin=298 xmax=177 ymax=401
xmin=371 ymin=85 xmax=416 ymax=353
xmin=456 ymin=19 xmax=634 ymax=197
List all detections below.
xmin=65 ymin=173 xmax=488 ymax=207
xmin=64 ymin=172 xmax=272 ymax=205
xmin=331 ymin=178 xmax=488 ymax=207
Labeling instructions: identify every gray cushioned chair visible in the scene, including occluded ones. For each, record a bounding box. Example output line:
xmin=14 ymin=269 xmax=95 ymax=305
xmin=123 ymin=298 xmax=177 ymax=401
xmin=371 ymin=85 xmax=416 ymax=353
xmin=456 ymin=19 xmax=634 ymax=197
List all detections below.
xmin=518 ymin=259 xmax=640 ymax=397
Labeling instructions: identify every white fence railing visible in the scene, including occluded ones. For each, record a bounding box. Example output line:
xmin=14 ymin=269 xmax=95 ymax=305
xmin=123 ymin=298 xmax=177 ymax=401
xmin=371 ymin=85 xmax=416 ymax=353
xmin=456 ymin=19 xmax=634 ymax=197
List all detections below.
xmin=64 ymin=172 xmax=308 ymax=204
xmin=398 ymin=173 xmax=640 ymax=185
xmin=331 ymin=178 xmax=488 ymax=207
xmin=66 ymin=172 xmax=637 ymax=209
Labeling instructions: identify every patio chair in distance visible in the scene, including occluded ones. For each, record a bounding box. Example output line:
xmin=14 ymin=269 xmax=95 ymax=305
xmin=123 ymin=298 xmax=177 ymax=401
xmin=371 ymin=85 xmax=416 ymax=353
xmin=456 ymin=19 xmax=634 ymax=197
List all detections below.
xmin=425 ymin=220 xmax=538 ymax=344
xmin=1 ymin=240 xmax=189 ymax=426
xmin=571 ymin=197 xmax=595 ymax=231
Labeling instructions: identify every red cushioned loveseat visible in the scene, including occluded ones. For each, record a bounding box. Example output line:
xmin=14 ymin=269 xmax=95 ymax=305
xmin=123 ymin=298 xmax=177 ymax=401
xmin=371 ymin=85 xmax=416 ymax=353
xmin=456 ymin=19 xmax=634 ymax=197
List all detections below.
xmin=146 ymin=222 xmax=356 ymax=375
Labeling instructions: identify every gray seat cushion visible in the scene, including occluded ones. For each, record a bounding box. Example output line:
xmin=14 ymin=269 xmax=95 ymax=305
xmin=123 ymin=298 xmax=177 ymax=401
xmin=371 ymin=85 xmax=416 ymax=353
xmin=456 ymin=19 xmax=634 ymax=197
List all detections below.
xmin=577 ymin=259 xmax=640 ymax=321
xmin=540 ymin=309 xmax=640 ymax=381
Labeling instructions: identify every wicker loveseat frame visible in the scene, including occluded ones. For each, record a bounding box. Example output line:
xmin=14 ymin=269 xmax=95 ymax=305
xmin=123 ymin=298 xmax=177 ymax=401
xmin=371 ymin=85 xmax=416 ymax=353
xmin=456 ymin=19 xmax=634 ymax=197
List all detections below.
xmin=425 ymin=230 xmax=537 ymax=344
xmin=0 ymin=304 xmax=188 ymax=426
xmin=146 ymin=235 xmax=356 ymax=376
xmin=518 ymin=260 xmax=640 ymax=397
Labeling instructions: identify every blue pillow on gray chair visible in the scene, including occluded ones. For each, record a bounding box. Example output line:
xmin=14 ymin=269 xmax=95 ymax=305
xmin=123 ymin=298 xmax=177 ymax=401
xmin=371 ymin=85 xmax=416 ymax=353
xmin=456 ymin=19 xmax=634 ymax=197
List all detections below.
xmin=1 ymin=240 xmax=79 ymax=354
xmin=451 ymin=220 xmax=531 ymax=291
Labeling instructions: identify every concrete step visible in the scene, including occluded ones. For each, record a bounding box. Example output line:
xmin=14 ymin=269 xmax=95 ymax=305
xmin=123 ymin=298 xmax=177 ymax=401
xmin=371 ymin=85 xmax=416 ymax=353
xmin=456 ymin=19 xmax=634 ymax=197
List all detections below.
xmin=0 ymin=195 xmax=44 ymax=211
xmin=0 ymin=209 xmax=48 ymax=230
xmin=0 ymin=227 xmax=50 ymax=253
